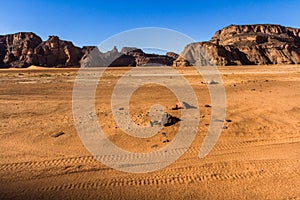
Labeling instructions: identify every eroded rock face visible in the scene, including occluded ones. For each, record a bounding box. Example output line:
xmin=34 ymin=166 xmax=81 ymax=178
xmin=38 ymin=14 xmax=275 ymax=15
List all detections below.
xmin=134 ymin=54 xmax=175 ymax=66
xmin=0 ymin=33 xmax=83 ymax=68
xmin=175 ymin=24 xmax=300 ymax=66
xmin=2 ymin=24 xmax=300 ymax=68
xmin=32 ymin=36 xmax=83 ymax=67
xmin=93 ymin=47 xmax=178 ymax=67
xmin=0 ymin=32 xmax=42 ymax=68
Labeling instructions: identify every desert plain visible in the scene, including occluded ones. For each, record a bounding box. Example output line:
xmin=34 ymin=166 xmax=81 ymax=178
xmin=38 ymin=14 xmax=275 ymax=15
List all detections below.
xmin=0 ymin=65 xmax=299 ymax=199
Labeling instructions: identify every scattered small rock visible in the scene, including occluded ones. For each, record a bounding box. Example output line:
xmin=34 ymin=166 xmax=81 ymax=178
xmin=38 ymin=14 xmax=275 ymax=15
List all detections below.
xmin=163 ymin=139 xmax=170 ymax=143
xmin=51 ymin=131 xmax=65 ymax=138
xmin=208 ymin=80 xmax=219 ymax=85
xmin=182 ymin=101 xmax=197 ymax=109
xmin=150 ymin=120 xmax=161 ymax=127
xmin=213 ymin=119 xmax=224 ymax=122
xmin=118 ymin=107 xmax=124 ymax=110
xmin=226 ymin=119 xmax=232 ymax=123
xmin=161 ymin=112 xmax=181 ymax=127
xmin=204 ymin=104 xmax=211 ymax=108
xmin=172 ymin=101 xmax=183 ymax=110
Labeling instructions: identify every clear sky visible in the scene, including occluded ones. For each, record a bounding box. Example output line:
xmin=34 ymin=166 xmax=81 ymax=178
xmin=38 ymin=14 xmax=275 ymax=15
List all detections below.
xmin=1 ymin=0 xmax=300 ymax=48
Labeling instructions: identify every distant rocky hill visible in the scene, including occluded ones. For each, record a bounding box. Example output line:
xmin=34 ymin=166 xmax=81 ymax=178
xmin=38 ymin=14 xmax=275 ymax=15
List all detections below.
xmin=175 ymin=24 xmax=300 ymax=66
xmin=1 ymin=24 xmax=300 ymax=68
xmin=80 ymin=46 xmax=178 ymax=67
xmin=0 ymin=33 xmax=178 ymax=68
xmin=0 ymin=33 xmax=83 ymax=68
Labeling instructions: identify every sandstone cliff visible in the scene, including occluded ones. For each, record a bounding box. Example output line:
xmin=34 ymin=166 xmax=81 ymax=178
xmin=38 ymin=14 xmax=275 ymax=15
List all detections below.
xmin=0 ymin=32 xmax=177 ymax=68
xmin=33 ymin=36 xmax=83 ymax=67
xmin=175 ymin=24 xmax=300 ymax=66
xmin=0 ymin=32 xmax=42 ymax=68
xmin=0 ymin=33 xmax=83 ymax=68
xmin=1 ymin=24 xmax=300 ymax=68
xmin=81 ymin=46 xmax=178 ymax=67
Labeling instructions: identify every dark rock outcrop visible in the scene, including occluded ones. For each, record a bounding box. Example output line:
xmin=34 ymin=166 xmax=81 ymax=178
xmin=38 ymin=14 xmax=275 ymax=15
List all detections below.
xmin=82 ymin=46 xmax=178 ymax=67
xmin=32 ymin=36 xmax=83 ymax=67
xmin=0 ymin=32 xmax=178 ymax=68
xmin=114 ymin=47 xmax=177 ymax=67
xmin=81 ymin=46 xmax=133 ymax=67
xmin=109 ymin=54 xmax=136 ymax=67
xmin=134 ymin=53 xmax=176 ymax=66
xmin=0 ymin=32 xmax=42 ymax=68
xmin=0 ymin=32 xmax=173 ymax=68
xmin=0 ymin=33 xmax=83 ymax=68
xmin=166 ymin=52 xmax=179 ymax=60
xmin=175 ymin=24 xmax=300 ymax=66
xmin=2 ymin=24 xmax=300 ymax=68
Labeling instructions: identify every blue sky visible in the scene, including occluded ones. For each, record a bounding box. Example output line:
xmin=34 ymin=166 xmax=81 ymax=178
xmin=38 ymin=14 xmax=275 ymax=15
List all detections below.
xmin=1 ymin=0 xmax=300 ymax=48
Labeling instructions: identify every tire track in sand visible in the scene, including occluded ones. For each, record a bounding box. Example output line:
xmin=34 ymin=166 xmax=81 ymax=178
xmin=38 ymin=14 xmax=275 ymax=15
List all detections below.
xmin=0 ymin=134 xmax=299 ymax=174
xmin=1 ymin=159 xmax=297 ymax=197
xmin=32 ymin=159 xmax=299 ymax=192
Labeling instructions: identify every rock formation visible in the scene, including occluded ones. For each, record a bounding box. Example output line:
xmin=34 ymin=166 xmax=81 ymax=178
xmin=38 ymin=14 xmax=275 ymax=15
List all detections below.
xmin=0 ymin=32 xmax=178 ymax=68
xmin=32 ymin=36 xmax=83 ymax=67
xmin=0 ymin=32 xmax=42 ymax=68
xmin=1 ymin=24 xmax=300 ymax=68
xmin=175 ymin=24 xmax=300 ymax=66
xmin=81 ymin=46 xmax=178 ymax=67
xmin=0 ymin=33 xmax=83 ymax=68
xmin=111 ymin=47 xmax=178 ymax=67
